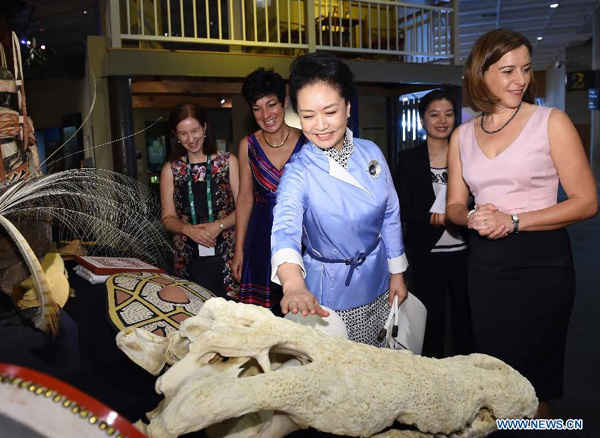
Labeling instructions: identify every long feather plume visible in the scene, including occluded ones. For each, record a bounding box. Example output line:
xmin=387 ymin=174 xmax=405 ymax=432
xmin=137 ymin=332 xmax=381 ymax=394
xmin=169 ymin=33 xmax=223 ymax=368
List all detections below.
xmin=0 ymin=169 xmax=172 ymax=268
xmin=0 ymin=169 xmax=173 ymax=335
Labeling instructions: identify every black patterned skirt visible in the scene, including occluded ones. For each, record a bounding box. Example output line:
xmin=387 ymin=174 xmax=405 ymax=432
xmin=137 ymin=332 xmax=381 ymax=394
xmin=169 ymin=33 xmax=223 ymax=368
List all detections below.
xmin=337 ymin=291 xmax=389 ymax=348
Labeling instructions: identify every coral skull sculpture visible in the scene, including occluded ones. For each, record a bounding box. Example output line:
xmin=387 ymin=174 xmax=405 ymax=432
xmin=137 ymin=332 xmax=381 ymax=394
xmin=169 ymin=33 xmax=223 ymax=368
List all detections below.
xmin=117 ymin=298 xmax=537 ymax=438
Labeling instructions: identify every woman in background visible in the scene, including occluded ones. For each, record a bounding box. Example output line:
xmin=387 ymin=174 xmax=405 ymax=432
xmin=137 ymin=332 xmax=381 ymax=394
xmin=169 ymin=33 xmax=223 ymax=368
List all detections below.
xmin=446 ymin=29 xmax=597 ymax=417
xmin=396 ymin=89 xmax=473 ymax=358
xmin=161 ymin=102 xmax=239 ymax=297
xmin=232 ymin=68 xmax=304 ymax=314
xmin=271 ymin=52 xmax=408 ymax=346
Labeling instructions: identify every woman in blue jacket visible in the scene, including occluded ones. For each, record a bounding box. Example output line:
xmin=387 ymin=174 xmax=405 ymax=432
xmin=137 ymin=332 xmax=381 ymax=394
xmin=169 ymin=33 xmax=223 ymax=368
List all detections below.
xmin=271 ymin=53 xmax=408 ymax=346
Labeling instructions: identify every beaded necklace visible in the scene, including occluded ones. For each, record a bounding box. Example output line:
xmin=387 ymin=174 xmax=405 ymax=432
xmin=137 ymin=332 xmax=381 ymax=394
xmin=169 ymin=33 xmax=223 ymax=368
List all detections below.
xmin=480 ymin=101 xmax=522 ymax=134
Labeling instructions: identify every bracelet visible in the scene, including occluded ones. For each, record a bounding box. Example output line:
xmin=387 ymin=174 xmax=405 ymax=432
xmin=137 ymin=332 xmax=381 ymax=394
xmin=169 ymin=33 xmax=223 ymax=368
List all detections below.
xmin=217 ymin=220 xmax=225 ymax=231
xmin=466 ymin=209 xmax=476 ymax=220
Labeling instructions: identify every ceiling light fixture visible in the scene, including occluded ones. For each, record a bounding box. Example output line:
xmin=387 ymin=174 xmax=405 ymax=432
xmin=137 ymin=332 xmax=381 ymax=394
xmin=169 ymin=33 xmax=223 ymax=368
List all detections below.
xmin=41 ymin=45 xmax=46 ymax=50
xmin=219 ymin=96 xmax=226 ymax=105
xmin=537 ymin=36 xmax=543 ymax=41
xmin=83 ymin=10 xmax=88 ymax=14
xmin=550 ymin=3 xmax=558 ymax=8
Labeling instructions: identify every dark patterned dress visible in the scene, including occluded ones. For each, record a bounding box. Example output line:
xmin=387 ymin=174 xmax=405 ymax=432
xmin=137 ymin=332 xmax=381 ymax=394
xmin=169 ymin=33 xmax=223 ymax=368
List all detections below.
xmin=171 ymin=151 xmax=238 ymax=297
xmin=239 ymin=134 xmax=304 ymax=309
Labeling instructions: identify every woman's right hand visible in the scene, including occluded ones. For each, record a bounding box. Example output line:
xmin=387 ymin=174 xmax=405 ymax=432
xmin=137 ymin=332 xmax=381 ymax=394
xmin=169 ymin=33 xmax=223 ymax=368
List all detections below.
xmin=469 ymin=203 xmax=511 ymax=239
xmin=185 ymin=223 xmax=217 ymax=247
xmin=232 ymin=250 xmax=243 ymax=282
xmin=281 ymin=280 xmax=330 ymax=317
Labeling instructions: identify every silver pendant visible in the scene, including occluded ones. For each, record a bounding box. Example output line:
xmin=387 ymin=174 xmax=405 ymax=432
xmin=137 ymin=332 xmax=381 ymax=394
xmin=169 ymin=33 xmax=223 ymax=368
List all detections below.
xmin=368 ymin=160 xmax=381 ymax=178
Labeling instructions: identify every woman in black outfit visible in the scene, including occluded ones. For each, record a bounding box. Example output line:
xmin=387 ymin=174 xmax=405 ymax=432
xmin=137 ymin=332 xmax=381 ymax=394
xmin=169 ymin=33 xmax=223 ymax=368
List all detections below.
xmin=395 ymin=89 xmax=474 ymax=358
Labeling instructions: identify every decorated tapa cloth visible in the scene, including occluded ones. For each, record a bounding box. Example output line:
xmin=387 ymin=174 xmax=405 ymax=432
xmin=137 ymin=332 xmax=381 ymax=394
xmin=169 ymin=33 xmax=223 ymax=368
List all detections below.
xmin=106 ymin=272 xmax=215 ymax=336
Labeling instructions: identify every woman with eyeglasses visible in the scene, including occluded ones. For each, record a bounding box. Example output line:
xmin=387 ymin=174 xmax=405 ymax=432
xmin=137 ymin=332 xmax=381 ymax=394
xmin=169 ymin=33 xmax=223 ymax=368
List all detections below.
xmin=160 ymin=102 xmax=239 ymax=297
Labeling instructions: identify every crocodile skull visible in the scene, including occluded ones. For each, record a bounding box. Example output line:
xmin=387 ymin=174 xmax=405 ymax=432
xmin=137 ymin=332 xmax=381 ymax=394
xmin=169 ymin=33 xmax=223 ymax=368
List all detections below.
xmin=117 ymin=298 xmax=537 ymax=438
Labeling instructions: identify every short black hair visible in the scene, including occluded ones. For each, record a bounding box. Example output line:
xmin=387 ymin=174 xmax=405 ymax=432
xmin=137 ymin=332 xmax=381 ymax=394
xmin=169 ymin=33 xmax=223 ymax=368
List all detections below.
xmin=289 ymin=52 xmax=357 ymax=113
xmin=418 ymin=89 xmax=455 ymax=118
xmin=241 ymin=67 xmax=286 ymax=107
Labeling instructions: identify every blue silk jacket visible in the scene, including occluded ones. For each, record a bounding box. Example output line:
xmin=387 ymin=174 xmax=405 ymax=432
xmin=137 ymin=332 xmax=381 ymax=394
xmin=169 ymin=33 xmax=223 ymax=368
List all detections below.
xmin=271 ymin=128 xmax=408 ymax=311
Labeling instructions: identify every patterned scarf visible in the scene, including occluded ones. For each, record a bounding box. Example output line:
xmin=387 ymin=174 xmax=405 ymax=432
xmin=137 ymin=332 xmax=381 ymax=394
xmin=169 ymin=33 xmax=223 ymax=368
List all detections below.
xmin=318 ymin=134 xmax=353 ymax=169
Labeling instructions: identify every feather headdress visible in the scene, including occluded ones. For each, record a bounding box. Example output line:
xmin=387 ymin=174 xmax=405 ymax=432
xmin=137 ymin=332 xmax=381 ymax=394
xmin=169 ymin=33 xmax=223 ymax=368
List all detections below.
xmin=0 ymin=169 xmax=172 ymax=336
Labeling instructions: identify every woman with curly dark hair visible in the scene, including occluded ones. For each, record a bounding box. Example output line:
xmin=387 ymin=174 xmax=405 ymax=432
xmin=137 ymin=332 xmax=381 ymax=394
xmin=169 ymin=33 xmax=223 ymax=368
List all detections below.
xmin=232 ymin=68 xmax=305 ymax=314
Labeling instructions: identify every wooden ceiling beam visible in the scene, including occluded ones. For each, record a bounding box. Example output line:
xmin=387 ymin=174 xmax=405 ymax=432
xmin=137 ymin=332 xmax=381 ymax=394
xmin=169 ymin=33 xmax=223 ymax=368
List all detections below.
xmin=132 ymin=95 xmax=232 ymax=109
xmin=132 ymin=81 xmax=243 ymax=95
xmin=133 ymin=81 xmax=432 ymax=98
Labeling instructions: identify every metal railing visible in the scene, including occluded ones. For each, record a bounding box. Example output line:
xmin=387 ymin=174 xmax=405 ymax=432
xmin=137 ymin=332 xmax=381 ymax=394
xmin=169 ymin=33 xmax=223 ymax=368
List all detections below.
xmin=109 ymin=0 xmax=457 ymax=64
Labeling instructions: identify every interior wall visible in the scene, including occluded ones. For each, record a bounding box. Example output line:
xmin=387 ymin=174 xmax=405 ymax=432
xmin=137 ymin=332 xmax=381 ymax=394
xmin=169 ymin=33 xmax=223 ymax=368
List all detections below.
xmin=26 ymin=77 xmax=88 ymax=170
xmin=229 ymin=95 xmax=254 ymax=157
xmin=26 ymin=78 xmax=86 ymax=129
xmin=358 ymin=95 xmax=389 ymax=160
xmin=565 ymin=42 xmax=593 ymax=159
xmin=545 ymin=64 xmax=566 ymax=111
xmin=565 ymin=41 xmax=593 ymax=126
xmin=86 ymin=36 xmax=112 ymax=170
xmin=133 ymin=108 xmax=170 ymax=185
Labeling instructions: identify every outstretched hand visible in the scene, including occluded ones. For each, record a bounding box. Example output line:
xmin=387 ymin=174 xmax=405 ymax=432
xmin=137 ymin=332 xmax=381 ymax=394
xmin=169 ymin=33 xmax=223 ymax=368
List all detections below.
xmin=281 ymin=281 xmax=330 ymax=317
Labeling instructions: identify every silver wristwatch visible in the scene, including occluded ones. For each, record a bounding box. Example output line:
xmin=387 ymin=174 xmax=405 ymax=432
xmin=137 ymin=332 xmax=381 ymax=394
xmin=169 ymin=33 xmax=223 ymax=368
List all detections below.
xmin=510 ymin=214 xmax=519 ymax=234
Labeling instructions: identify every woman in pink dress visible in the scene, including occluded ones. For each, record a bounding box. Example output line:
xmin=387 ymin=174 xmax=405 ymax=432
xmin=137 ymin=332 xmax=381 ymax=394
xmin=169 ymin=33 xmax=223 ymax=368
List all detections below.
xmin=446 ymin=29 xmax=597 ymax=418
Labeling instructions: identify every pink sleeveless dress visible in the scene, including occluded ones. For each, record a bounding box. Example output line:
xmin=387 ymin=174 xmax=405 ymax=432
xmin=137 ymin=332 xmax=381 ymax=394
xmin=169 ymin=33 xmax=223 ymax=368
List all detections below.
xmin=459 ymin=105 xmax=558 ymax=214
xmin=457 ymin=105 xmax=574 ymax=401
